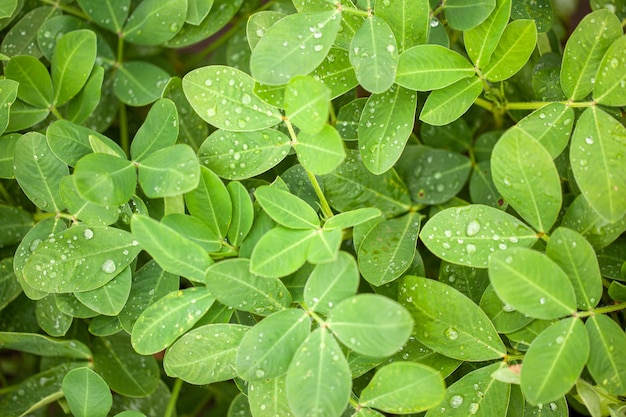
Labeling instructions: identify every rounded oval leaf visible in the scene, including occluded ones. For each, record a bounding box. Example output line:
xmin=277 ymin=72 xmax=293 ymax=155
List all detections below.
xmin=62 ymin=367 xmax=112 ymax=417
xmin=585 ymin=314 xmax=626 ymax=395
xmin=593 ymin=35 xmax=626 ymax=106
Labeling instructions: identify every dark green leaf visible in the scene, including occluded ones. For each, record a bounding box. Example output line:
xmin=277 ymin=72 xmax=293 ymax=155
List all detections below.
xmin=376 ymin=0 xmax=429 ymax=52
xmin=66 ymin=65 xmax=104 ymax=125
xmin=122 ymin=0 xmax=186 ymax=45
xmin=585 ymin=314 xmax=626 ymax=395
xmin=113 ymin=61 xmax=170 ymax=106
xmin=130 ymin=98 xmax=178 ymax=162
xmin=185 ymin=166 xmax=233 ymax=238
xmin=255 ymin=185 xmax=319 ymax=230
xmin=0 ymin=79 xmax=18 ymax=135
xmin=76 ymin=0 xmax=130 ymax=33
xmin=444 ymin=0 xmax=496 ymax=30
xmin=0 ymin=331 xmax=91 ymax=359
xmin=593 ymin=35 xmax=626 ymax=106
xmin=311 ymin=47 xmax=359 ymax=99
xmin=74 ymin=266 xmax=131 ymax=316
xmin=511 ymin=0 xmax=553 ymax=32
xmin=73 ymin=153 xmax=136 ymax=207
xmin=4 ymin=54 xmax=53 ymax=108
xmin=226 ymin=181 xmax=254 ymax=247
xmin=479 ymin=284 xmax=533 ymax=334
xmin=51 ymin=29 xmax=96 ymax=106
xmin=248 ymin=376 xmax=293 ymax=417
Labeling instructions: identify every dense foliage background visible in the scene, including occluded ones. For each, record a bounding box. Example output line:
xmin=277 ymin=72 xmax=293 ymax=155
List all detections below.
xmin=0 ymin=0 xmax=625 ymax=416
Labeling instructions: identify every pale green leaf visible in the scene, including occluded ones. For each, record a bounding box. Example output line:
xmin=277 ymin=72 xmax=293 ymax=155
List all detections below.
xmin=138 ymin=144 xmax=200 ymax=198
xmin=376 ymin=0 xmax=429 ymax=52
xmin=76 ymin=0 xmax=130 ymax=33
xmin=0 ymin=259 xmax=21 ymax=309
xmin=360 ymin=362 xmax=445 ymax=413
xmin=396 ymin=45 xmax=475 ymax=91
xmin=164 ymin=323 xmax=248 ymax=384
xmin=226 ymin=181 xmax=254 ymax=247
xmin=304 ymin=251 xmax=359 ymax=314
xmin=514 ymin=103 xmax=574 ymax=158
xmin=254 ymin=186 xmax=319 ymax=230
xmin=327 ymin=293 xmax=413 ymax=357
xmin=483 ymin=20 xmax=537 ymax=81
xmin=399 ymin=275 xmax=506 ymax=361
xmin=358 ymin=213 xmax=420 ymax=286
xmin=59 ymin=176 xmax=120 ymax=226
xmin=0 ymin=0 xmax=17 ymax=19
xmin=285 ymin=75 xmax=330 ymax=134
xmin=248 ymin=376 xmax=294 ymax=417
xmin=74 ymin=266 xmax=131 ymax=316
xmin=198 ymin=128 xmax=291 ymax=180
xmin=161 ymin=213 xmax=221 ymax=253
xmin=488 ymin=248 xmax=577 ymax=319
xmin=122 ymin=0 xmax=186 ymax=45
xmin=131 ymin=214 xmax=212 ymax=283
xmin=130 ymin=98 xmax=178 ymax=162
xmin=324 ymin=208 xmax=381 ymax=231
xmin=311 ymin=47 xmax=359 ymax=99
xmin=247 ymin=11 xmax=285 ymax=50
xmin=358 ymin=84 xmax=416 ymax=174
xmin=546 ymin=227 xmax=602 ymax=310
xmin=350 ymin=15 xmax=398 ymax=93
xmin=250 ymin=227 xmax=315 ymax=278
xmin=593 ymin=36 xmax=626 ymax=106
xmin=464 ymin=0 xmax=511 ymax=67
xmin=205 ymin=258 xmax=291 ymax=315
xmin=46 ymin=120 xmax=117 ymax=166
xmin=0 ymin=79 xmax=18 ymax=136
xmin=491 ymin=128 xmax=562 ymax=232
xmin=521 ymin=317 xmax=589 ymax=404
xmin=185 ymin=166 xmax=232 ymax=238
xmin=560 ymin=9 xmax=622 ymax=100
xmin=23 ymin=225 xmax=141 ymax=293
xmin=444 ymin=0 xmax=496 ymax=30
xmin=4 ymin=55 xmax=53 ymax=107
xmin=73 ymin=153 xmax=136 ymax=207
xmin=52 ymin=29 xmax=96 ymax=106
xmin=294 ymin=124 xmax=346 ymax=175
xmin=420 ymin=205 xmax=538 ymax=268
xmin=66 ymin=65 xmax=104 ymax=125
xmin=185 ymin=0 xmax=213 ymax=25
xmin=236 ymin=309 xmax=311 ymax=381
xmin=307 ymin=227 xmax=342 ymax=264
xmin=479 ymin=285 xmax=534 ymax=334
xmin=570 ymin=107 xmax=626 ymax=223
xmin=250 ymin=11 xmax=341 ymax=85
xmin=585 ymin=314 xmax=626 ymax=395
xmin=62 ymin=367 xmax=112 ymax=417
xmin=286 ymin=328 xmax=351 ymax=417
xmin=131 ymin=287 xmax=215 ymax=355
xmin=420 ymin=76 xmax=483 ymax=126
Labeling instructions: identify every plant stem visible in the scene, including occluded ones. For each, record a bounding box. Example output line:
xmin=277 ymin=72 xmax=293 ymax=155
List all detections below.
xmin=577 ymin=302 xmax=626 ymax=318
xmin=164 ymin=378 xmax=183 ymax=417
xmin=504 ymin=100 xmax=595 ymax=110
xmin=40 ymin=0 xmax=89 ymax=20
xmin=119 ymin=103 xmax=130 ymax=156
xmin=49 ymin=105 xmax=63 ymax=120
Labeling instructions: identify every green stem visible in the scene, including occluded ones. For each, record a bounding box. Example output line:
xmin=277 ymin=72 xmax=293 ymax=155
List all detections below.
xmin=164 ymin=378 xmax=183 ymax=417
xmin=49 ymin=105 xmax=63 ymax=120
xmin=504 ymin=100 xmax=595 ymax=110
xmin=474 ymin=97 xmax=494 ymax=112
xmin=40 ymin=0 xmax=89 ymax=20
xmin=577 ymin=303 xmax=626 ymax=318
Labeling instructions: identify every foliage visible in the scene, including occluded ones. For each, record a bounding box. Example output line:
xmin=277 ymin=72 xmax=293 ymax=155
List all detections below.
xmin=0 ymin=0 xmax=625 ymax=416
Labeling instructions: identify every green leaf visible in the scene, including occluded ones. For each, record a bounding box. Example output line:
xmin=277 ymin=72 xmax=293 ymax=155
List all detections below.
xmin=286 ymin=328 xmax=351 ymax=417
xmin=376 ymin=0 xmax=429 ymax=52
xmin=0 ymin=0 xmax=17 ymax=19
xmin=0 ymin=332 xmax=91 ymax=359
xmin=420 ymin=76 xmax=483 ymax=126
xmin=479 ymin=284 xmax=534 ymax=334
xmin=560 ymin=9 xmax=622 ymax=100
xmin=0 ymin=205 xmax=33 ymax=247
xmin=114 ymin=61 xmax=170 ymax=106
xmin=46 ymin=120 xmax=116 ymax=166
xmin=185 ymin=166 xmax=233 ymax=238
xmin=59 ymin=177 xmax=120 ymax=226
xmin=131 ymin=214 xmax=213 ymax=283
xmin=1 ymin=6 xmax=60 ymax=58
xmin=23 ymin=225 xmax=141 ymax=293
xmin=164 ymin=323 xmax=248 ymax=384
xmin=444 ymin=0 xmax=496 ymax=30
xmin=0 ymin=259 xmax=21 ymax=309
xmin=138 ymin=144 xmax=200 ymax=198
xmin=399 ymin=275 xmax=506 ymax=361
xmin=488 ymin=248 xmax=577 ymax=319
xmin=62 ymin=367 xmax=112 ymax=417
xmin=311 ymin=47 xmax=359 ymax=99
xmin=248 ymin=376 xmax=294 ymax=417
xmin=464 ymin=0 xmax=511 ymax=67
xmin=420 ymin=205 xmax=538 ymax=268
xmin=74 ymin=266 xmax=131 ymax=316
xmin=89 ymin=314 xmax=122 ymax=336
xmin=52 ymin=29 xmax=96 ymax=106
xmin=483 ymin=20 xmax=537 ymax=81
xmin=324 ymin=208 xmax=381 ymax=231
xmin=323 ymin=150 xmax=412 ymax=217
xmin=511 ymin=0 xmax=553 ymax=32
xmin=304 ymin=251 xmax=359 ymax=314
xmin=161 ymin=213 xmax=221 ymax=253
xmin=570 ymin=107 xmax=626 ymax=223
xmin=92 ymin=333 xmax=160 ymax=397
xmin=130 ymin=98 xmax=178 ymax=162
xmin=236 ymin=308 xmax=310 ymax=381
xmin=425 ymin=363 xmax=510 ymax=416
xmin=285 ymin=75 xmax=330 ymax=134
xmin=250 ymin=10 xmax=341 ymax=85
xmin=56 ymin=293 xmax=98 ymax=318
xmin=469 ymin=161 xmax=504 ymax=209
xmin=295 ymin=125 xmax=346 ymax=176
xmin=521 ymin=317 xmax=589 ymax=404
xmin=514 ymin=103 xmax=574 ymax=159
xmin=226 ymin=181 xmax=254 ymax=247
xmin=336 ymin=98 xmax=366 ymax=140
xmin=360 ymin=362 xmax=445 ymax=413
xmin=396 ymin=45 xmax=475 ymax=91
xmin=4 ymin=55 xmax=53 ymax=107
xmin=36 ymin=16 xmax=88 ymax=61
xmin=118 ymin=260 xmax=179 ymax=332
xmin=131 ymin=287 xmax=215 ymax=355
xmin=307 ymin=228 xmax=342 ymax=264
xmin=205 ymin=258 xmax=291 ymax=315
xmin=76 ymin=0 xmax=130 ymax=33
xmin=183 ymin=65 xmax=281 ymax=131
xmin=546 ymin=227 xmax=602 ymax=310
xmin=73 ymin=153 xmax=136 ymax=207
xmin=198 ymin=128 xmax=290 ymax=180
xmin=327 ymin=293 xmax=413 ymax=357
xmin=247 ymin=11 xmax=285 ymax=50
xmin=66 ymin=65 xmax=104 ymax=125
xmin=350 ymin=16 xmax=398 ymax=93
xmin=255 ymin=186 xmax=319 ymax=230
xmin=250 ymin=227 xmax=314 ymax=278
xmin=358 ymin=84 xmax=416 ymax=174
xmin=593 ymin=36 xmax=626 ymax=106
xmin=5 ymin=100 xmax=50 ymax=132
xmin=491 ymin=128 xmax=561 ymax=232
xmin=406 ymin=148 xmax=472 ymax=205
xmin=122 ymin=0 xmax=186 ymax=45
xmin=0 ymin=133 xmax=18 ymax=179
xmin=186 ymin=0 xmax=214 ymax=25
xmin=585 ymin=314 xmax=626 ymax=395
xmin=14 ymin=131 xmax=68 ymax=212
xmin=358 ymin=213 xmax=420 ymax=286
xmin=0 ymin=79 xmax=18 ymax=135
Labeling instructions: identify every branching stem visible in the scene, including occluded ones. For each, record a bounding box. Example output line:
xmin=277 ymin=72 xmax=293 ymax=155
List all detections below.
xmin=164 ymin=378 xmax=183 ymax=417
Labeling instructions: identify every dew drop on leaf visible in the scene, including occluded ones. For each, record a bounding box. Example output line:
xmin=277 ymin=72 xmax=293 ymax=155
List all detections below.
xmin=83 ymin=228 xmax=94 ymax=240
xmin=444 ymin=327 xmax=459 ymax=340
xmin=469 ymin=403 xmax=480 ymax=414
xmin=466 ymin=220 xmax=481 ymax=236
xmin=101 ymin=259 xmax=116 ymax=274
xmin=449 ymin=394 xmax=464 ymax=408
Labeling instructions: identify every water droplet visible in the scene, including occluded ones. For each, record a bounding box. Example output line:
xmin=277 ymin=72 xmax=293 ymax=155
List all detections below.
xmin=449 ymin=395 xmax=464 ymax=408
xmin=313 ymin=44 xmax=323 ymax=52
xmin=430 ymin=19 xmax=439 ymax=27
xmin=585 ymin=137 xmax=594 ymax=145
xmin=466 ymin=220 xmax=481 ymax=236
xmin=444 ymin=327 xmax=459 ymax=341
xmin=207 ymin=107 xmax=217 ymax=117
xmin=469 ymin=403 xmax=479 ymax=414
xmin=549 ymin=402 xmax=558 ymax=411
xmin=465 ymin=244 xmax=477 ymax=255
xmin=241 ymin=94 xmax=252 ymax=105
xmin=539 ymin=297 xmax=546 ymax=305
xmin=101 ymin=259 xmax=116 ymax=274
xmin=555 ymin=336 xmax=564 ymax=344
xmin=83 ymin=228 xmax=94 ymax=240
xmin=502 ymin=303 xmax=516 ymax=312
xmin=255 ymin=369 xmax=265 ymax=378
